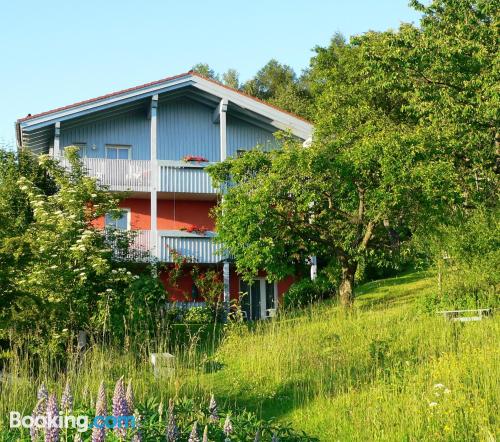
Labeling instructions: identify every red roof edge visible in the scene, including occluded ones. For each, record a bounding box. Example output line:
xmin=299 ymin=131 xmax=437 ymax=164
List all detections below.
xmin=18 ymin=70 xmax=312 ymax=125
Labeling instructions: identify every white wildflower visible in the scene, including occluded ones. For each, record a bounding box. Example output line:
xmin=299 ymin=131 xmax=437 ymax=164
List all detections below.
xmin=429 ymin=402 xmax=438 ymax=407
xmin=433 ymin=383 xmax=445 ymax=389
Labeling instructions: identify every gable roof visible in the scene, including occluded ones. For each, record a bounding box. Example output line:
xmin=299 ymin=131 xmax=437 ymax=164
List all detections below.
xmin=17 ymin=71 xmax=313 ymax=149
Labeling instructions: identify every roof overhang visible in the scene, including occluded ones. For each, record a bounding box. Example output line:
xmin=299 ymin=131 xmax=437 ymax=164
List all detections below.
xmin=16 ymin=72 xmax=313 ymax=151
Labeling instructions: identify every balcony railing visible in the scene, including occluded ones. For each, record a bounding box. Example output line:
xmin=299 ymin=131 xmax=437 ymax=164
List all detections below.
xmin=106 ymin=230 xmax=225 ymax=264
xmin=159 ymin=161 xmax=217 ymax=194
xmin=60 ymin=158 xmax=218 ymax=195
xmin=60 ymin=157 xmax=151 ymax=192
xmin=159 ymin=231 xmax=225 ymax=264
xmin=106 ymin=229 xmax=153 ymax=262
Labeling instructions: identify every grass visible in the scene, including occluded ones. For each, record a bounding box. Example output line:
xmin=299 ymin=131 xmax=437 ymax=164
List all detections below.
xmin=1 ymin=270 xmax=498 ymax=441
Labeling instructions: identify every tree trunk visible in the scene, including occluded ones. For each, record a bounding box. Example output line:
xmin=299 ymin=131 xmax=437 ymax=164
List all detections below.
xmin=339 ymin=261 xmax=357 ymax=307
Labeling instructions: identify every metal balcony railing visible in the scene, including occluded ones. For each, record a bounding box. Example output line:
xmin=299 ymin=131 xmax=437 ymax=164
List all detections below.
xmin=158 ymin=161 xmax=217 ymax=194
xmin=60 ymin=157 xmax=151 ymax=192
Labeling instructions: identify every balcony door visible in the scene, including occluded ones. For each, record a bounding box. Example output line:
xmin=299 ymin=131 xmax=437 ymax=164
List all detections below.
xmin=239 ymin=278 xmax=277 ymax=320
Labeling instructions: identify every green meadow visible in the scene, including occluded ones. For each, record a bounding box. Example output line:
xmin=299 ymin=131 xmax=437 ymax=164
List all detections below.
xmin=2 ymin=271 xmax=498 ymax=441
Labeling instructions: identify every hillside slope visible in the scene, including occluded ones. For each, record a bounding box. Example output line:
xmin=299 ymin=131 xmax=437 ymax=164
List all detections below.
xmin=203 ymin=272 xmax=499 ymax=441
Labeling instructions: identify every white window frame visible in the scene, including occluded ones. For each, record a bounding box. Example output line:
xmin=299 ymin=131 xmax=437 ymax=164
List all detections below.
xmin=105 ymin=208 xmax=131 ymax=231
xmin=105 ymin=144 xmax=132 ymax=160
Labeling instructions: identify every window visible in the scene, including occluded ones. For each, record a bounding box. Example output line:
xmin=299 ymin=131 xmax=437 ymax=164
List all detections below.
xmin=105 ymin=145 xmax=131 ymax=160
xmin=105 ymin=208 xmax=131 ymax=230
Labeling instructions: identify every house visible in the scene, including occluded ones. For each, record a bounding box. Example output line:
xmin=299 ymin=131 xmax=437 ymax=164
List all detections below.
xmin=16 ymin=71 xmax=313 ymax=320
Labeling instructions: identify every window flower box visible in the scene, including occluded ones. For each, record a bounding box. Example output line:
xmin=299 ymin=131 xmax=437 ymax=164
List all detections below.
xmin=182 ymin=155 xmax=209 ymax=163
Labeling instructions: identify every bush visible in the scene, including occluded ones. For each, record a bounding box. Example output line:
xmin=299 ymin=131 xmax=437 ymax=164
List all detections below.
xmin=283 ymin=276 xmax=335 ymax=310
xmin=182 ymin=306 xmax=215 ymax=324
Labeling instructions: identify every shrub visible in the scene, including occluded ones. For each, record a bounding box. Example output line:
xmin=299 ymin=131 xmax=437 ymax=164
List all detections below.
xmin=283 ymin=276 xmax=335 ymax=310
xmin=182 ymin=306 xmax=214 ymax=324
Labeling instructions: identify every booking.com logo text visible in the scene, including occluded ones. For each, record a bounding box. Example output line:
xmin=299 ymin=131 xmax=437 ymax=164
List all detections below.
xmin=10 ymin=412 xmax=136 ymax=432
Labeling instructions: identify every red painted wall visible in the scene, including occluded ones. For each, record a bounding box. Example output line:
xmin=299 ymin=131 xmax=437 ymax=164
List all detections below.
xmin=94 ymin=198 xmax=216 ymax=230
xmin=158 ymin=200 xmax=215 ymax=230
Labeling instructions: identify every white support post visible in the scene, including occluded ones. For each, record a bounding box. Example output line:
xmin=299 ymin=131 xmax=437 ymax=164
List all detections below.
xmin=218 ymin=98 xmax=228 ymax=161
xmin=150 ymin=95 xmax=159 ymax=261
xmin=223 ymin=261 xmax=230 ymax=318
xmin=310 ymin=256 xmax=317 ymax=280
xmin=53 ymin=122 xmax=61 ymax=158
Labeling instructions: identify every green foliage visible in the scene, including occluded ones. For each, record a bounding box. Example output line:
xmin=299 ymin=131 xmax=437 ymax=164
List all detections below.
xmin=283 ymin=276 xmax=335 ymax=310
xmin=417 ymin=208 xmax=499 ymax=311
xmin=0 ymin=147 xmax=164 ymax=354
xmin=208 ymin=0 xmax=498 ymax=307
xmin=182 ymin=306 xmax=216 ymax=325
xmin=242 ymin=59 xmax=314 ymax=118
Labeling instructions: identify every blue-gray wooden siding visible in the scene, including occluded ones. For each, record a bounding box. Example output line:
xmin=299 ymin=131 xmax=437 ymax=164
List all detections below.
xmin=227 ymin=116 xmax=277 ymax=157
xmin=157 ymin=98 xmax=220 ymax=161
xmin=59 ymin=99 xmax=278 ymax=162
xmin=60 ymin=110 xmax=151 ymax=160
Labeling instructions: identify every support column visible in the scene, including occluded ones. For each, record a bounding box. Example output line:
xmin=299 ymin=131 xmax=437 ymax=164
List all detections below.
xmin=150 ymin=95 xmax=159 ymax=261
xmin=218 ymin=98 xmax=228 ymax=161
xmin=223 ymin=261 xmax=230 ymax=317
xmin=219 ymin=98 xmax=230 ymax=318
xmin=310 ymin=256 xmax=317 ymax=280
xmin=53 ymin=122 xmax=61 ymax=158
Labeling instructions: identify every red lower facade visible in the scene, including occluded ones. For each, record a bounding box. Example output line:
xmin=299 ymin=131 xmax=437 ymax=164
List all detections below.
xmin=97 ymin=197 xmax=295 ymax=319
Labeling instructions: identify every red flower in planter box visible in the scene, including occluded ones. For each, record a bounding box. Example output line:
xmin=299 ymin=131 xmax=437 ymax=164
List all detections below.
xmin=180 ymin=224 xmax=208 ymax=235
xmin=182 ymin=155 xmax=209 ymax=163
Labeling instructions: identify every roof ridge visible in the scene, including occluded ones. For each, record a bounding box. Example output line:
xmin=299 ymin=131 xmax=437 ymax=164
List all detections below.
xmin=18 ymin=71 xmax=312 ymax=125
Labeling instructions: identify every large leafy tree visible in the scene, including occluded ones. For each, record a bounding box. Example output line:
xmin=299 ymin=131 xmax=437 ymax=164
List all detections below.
xmin=209 ymin=0 xmax=497 ymax=306
xmin=0 ymin=148 xmax=143 ymax=350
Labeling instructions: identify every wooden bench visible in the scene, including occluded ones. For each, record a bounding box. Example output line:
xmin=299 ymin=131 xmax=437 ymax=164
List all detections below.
xmin=437 ymin=308 xmax=493 ymax=322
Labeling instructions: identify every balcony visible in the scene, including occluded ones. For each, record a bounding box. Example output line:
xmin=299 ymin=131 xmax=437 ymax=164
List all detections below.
xmin=61 ymin=158 xmax=218 ymax=195
xmin=159 ymin=231 xmax=224 ymax=263
xmin=158 ymin=161 xmax=217 ymax=194
xmin=108 ymin=230 xmax=225 ymax=264
xmin=61 ymin=157 xmax=151 ymax=192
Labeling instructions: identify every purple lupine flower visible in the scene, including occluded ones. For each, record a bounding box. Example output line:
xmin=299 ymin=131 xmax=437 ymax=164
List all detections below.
xmin=166 ymin=399 xmax=179 ymax=442
xmin=30 ymin=398 xmax=46 ymax=442
xmin=37 ymin=383 xmax=48 ymax=401
xmin=45 ymin=394 xmax=60 ymax=442
xmin=208 ymin=394 xmax=218 ymax=421
xmin=112 ymin=377 xmax=129 ymax=438
xmin=91 ymin=381 xmax=107 ymax=442
xmin=188 ymin=422 xmax=200 ymax=442
xmin=223 ymin=415 xmax=233 ymax=436
xmin=202 ymin=425 xmax=208 ymax=442
xmin=61 ymin=380 xmax=73 ymax=414
xmin=126 ymin=380 xmax=135 ymax=413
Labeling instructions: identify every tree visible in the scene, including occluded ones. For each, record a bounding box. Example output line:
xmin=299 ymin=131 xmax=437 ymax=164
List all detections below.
xmin=208 ymin=1 xmax=493 ymax=306
xmin=0 ymin=148 xmax=152 ymax=351
xmin=222 ymin=68 xmax=240 ymax=89
xmin=242 ymin=59 xmax=314 ymax=118
xmin=191 ymin=63 xmax=219 ymax=80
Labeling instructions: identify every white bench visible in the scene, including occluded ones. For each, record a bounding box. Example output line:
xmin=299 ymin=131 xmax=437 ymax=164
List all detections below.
xmin=437 ymin=308 xmax=492 ymax=322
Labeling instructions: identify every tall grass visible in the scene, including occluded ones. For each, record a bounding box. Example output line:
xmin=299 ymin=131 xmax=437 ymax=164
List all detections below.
xmin=1 ymin=271 xmax=498 ymax=441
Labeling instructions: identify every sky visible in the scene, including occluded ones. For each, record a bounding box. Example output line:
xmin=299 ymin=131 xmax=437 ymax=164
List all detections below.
xmin=0 ymin=0 xmax=422 ymax=150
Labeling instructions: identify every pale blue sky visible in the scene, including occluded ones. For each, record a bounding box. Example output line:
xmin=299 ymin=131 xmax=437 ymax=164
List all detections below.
xmin=0 ymin=0 xmax=421 ymax=149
